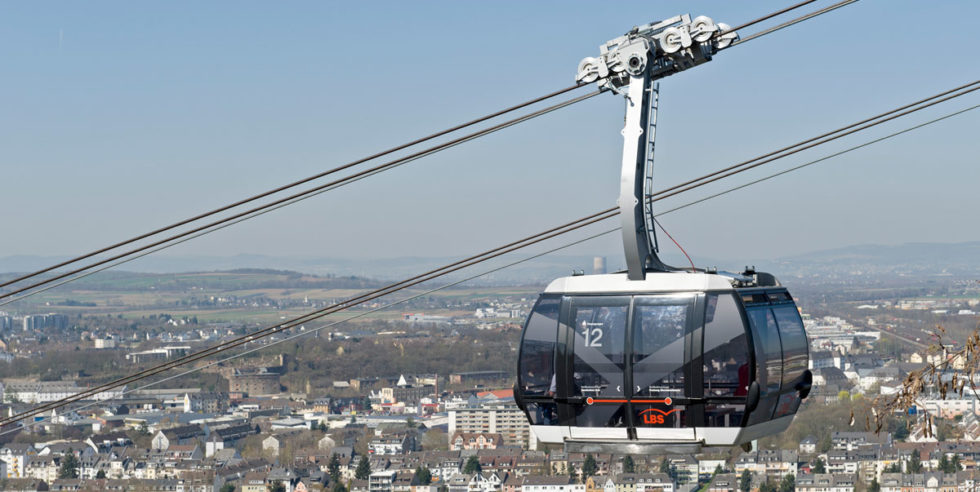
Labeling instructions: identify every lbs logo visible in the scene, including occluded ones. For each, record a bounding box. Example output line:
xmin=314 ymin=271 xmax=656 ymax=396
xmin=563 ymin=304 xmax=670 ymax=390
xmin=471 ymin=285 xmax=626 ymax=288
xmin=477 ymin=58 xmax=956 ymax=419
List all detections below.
xmin=639 ymin=408 xmax=677 ymax=425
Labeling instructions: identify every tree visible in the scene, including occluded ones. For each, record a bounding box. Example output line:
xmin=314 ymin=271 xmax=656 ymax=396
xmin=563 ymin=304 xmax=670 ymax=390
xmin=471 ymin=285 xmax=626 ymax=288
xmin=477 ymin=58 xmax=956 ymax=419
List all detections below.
xmin=623 ymin=455 xmax=636 ymax=474
xmin=463 ymin=456 xmax=482 ymax=474
xmin=355 ymin=455 xmax=372 ymax=479
xmin=883 ymin=463 xmax=901 ymax=473
xmin=759 ymin=478 xmax=776 ymax=492
xmin=219 ymin=484 xmax=236 ymax=492
xmin=332 ymin=482 xmax=348 ymax=492
xmin=893 ymin=425 xmax=910 ymax=441
xmin=939 ymin=454 xmax=962 ymax=473
xmin=869 ymin=478 xmax=881 ymax=492
xmin=58 ymin=451 xmax=79 ymax=479
xmin=936 ymin=419 xmax=955 ymax=441
xmin=778 ymin=474 xmax=795 ymax=492
xmin=739 ymin=470 xmax=752 ymax=492
xmin=416 ymin=466 xmax=432 ymax=485
xmin=818 ymin=434 xmax=833 ymax=453
xmin=908 ymin=449 xmax=923 ymax=473
xmin=814 ymin=458 xmax=826 ymax=474
xmin=319 ymin=421 xmax=329 ymax=433
xmin=582 ymin=454 xmax=598 ymax=479
xmin=269 ymin=482 xmax=286 ymax=492
xmin=328 ymin=453 xmax=342 ymax=482
xmin=96 ymin=469 xmax=107 ymax=479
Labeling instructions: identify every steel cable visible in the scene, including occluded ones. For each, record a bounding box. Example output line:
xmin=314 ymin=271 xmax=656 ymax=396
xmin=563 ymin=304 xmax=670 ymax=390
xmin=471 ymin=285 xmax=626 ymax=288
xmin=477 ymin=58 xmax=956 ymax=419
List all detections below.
xmin=3 ymin=82 xmax=977 ymax=428
xmin=0 ymin=0 xmax=862 ymax=299
xmin=0 ymin=89 xmax=602 ymax=302
xmin=10 ymin=100 xmax=979 ymax=435
xmin=0 ymin=83 xmax=586 ymax=292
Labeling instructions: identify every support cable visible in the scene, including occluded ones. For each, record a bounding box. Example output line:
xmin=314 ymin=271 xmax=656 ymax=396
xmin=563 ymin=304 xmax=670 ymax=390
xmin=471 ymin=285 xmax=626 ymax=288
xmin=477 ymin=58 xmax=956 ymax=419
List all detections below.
xmin=0 ymin=0 xmax=861 ymax=299
xmin=718 ymin=0 xmax=817 ymax=36
xmin=0 ymin=89 xmax=603 ymax=302
xmin=648 ymin=80 xmax=980 ymax=203
xmin=11 ymin=100 xmax=980 ymax=435
xmin=729 ymin=0 xmax=860 ymax=47
xmin=3 ymin=85 xmax=977 ymax=428
xmin=0 ymin=0 xmax=861 ymax=301
xmin=0 ymin=83 xmax=586 ymax=292
xmin=650 ymin=84 xmax=980 ymax=204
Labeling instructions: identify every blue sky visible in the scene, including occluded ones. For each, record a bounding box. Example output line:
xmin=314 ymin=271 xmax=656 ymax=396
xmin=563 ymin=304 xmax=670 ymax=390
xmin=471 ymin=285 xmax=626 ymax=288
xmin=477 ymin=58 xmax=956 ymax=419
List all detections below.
xmin=2 ymin=1 xmax=979 ymax=272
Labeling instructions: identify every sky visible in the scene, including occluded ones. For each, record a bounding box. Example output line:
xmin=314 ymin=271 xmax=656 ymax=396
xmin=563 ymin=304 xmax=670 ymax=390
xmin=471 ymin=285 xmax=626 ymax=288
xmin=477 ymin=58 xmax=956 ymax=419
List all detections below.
xmin=2 ymin=1 xmax=979 ymax=274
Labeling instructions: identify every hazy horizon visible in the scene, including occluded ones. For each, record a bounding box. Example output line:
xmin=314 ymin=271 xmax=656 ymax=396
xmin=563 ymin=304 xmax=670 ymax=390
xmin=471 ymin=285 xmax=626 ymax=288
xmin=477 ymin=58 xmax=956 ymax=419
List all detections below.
xmin=3 ymin=1 xmax=979 ymax=266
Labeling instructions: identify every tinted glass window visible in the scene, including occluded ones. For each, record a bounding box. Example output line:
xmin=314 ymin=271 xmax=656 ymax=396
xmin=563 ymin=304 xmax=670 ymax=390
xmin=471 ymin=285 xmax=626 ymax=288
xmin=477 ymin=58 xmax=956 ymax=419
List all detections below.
xmin=773 ymin=304 xmax=808 ymax=419
xmin=746 ymin=307 xmax=782 ymax=396
xmin=703 ymin=294 xmax=749 ymax=427
xmin=703 ymin=294 xmax=750 ymax=398
xmin=518 ymin=296 xmax=560 ymax=397
xmin=773 ymin=305 xmax=808 ymax=388
xmin=632 ymin=298 xmax=689 ymax=395
xmin=571 ymin=297 xmax=629 ymax=427
xmin=632 ymin=295 xmax=693 ymax=429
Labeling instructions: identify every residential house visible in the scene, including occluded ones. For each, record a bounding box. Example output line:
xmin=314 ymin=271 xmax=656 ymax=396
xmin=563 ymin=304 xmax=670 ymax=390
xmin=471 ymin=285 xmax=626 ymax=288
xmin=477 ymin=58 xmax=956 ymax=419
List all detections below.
xmin=707 ymin=473 xmax=737 ymax=492
xmin=796 ymin=473 xmax=856 ymax=492
xmin=24 ymin=455 xmax=60 ymax=483
xmin=799 ymin=436 xmax=818 ymax=455
xmin=521 ymin=476 xmax=584 ymax=492
xmin=1 ymin=443 xmax=37 ymax=478
xmin=451 ymin=432 xmax=504 ymax=451
xmin=468 ymin=471 xmax=503 ymax=492
xmin=151 ymin=424 xmax=207 ymax=451
xmin=370 ymin=470 xmax=399 ymax=492
xmin=242 ymin=471 xmax=269 ymax=492
xmin=370 ymin=433 xmax=416 ymax=456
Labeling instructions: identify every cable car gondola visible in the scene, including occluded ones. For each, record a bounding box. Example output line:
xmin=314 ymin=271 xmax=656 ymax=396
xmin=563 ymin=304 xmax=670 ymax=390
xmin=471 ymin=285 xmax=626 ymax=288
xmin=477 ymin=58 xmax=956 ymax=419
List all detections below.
xmin=514 ymin=14 xmax=811 ymax=452
xmin=514 ymin=269 xmax=812 ymax=452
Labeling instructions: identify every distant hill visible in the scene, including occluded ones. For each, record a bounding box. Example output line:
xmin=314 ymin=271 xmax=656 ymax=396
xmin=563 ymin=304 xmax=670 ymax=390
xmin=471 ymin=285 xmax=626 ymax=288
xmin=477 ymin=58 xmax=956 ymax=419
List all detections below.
xmin=2 ymin=241 xmax=979 ymax=285
xmin=767 ymin=241 xmax=980 ymax=276
xmin=0 ymin=268 xmax=381 ymax=292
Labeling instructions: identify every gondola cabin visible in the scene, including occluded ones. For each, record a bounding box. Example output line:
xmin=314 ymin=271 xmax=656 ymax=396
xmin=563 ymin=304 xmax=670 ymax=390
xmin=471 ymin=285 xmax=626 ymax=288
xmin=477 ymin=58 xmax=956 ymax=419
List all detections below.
xmin=515 ymin=270 xmax=811 ymax=453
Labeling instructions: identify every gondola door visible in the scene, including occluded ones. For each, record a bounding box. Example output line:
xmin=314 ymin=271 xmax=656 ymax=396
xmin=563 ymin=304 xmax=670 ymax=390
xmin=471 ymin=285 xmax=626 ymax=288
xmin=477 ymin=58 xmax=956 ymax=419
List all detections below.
xmin=562 ymin=296 xmax=631 ymax=440
xmin=629 ymin=294 xmax=700 ymax=441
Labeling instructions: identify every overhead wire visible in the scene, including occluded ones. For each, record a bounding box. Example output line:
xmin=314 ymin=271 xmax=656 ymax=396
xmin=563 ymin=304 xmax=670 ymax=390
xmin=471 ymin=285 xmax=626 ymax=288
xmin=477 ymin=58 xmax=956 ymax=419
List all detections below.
xmin=655 ymin=102 xmax=980 ymax=219
xmin=730 ymin=0 xmax=860 ymax=47
xmin=719 ymin=0 xmax=817 ymax=35
xmin=0 ymin=83 xmax=587 ymax=292
xmin=0 ymin=0 xmax=860 ymax=301
xmin=647 ymin=80 xmax=980 ymax=203
xmin=3 ymin=225 xmax=619 ymax=437
xmin=0 ymin=208 xmax=620 ymax=426
xmin=649 ymin=84 xmax=980 ymax=204
xmin=4 ymin=82 xmax=978 ymax=428
xmin=0 ymin=89 xmax=603 ymax=303
xmin=12 ymin=99 xmax=980 ymax=435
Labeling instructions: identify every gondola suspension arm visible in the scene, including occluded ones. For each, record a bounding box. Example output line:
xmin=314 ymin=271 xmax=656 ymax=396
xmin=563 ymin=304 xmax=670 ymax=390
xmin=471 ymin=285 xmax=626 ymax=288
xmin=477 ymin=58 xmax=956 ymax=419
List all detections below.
xmin=576 ymin=14 xmax=737 ymax=280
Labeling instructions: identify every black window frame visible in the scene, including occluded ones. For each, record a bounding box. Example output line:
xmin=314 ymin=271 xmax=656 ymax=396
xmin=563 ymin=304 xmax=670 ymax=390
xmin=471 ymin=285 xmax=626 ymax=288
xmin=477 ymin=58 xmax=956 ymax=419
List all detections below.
xmin=515 ymin=294 xmax=562 ymax=425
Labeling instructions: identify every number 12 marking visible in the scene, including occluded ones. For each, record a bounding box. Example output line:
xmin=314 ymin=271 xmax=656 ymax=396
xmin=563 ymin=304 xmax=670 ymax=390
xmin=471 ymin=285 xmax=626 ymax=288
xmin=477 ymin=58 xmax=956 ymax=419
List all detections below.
xmin=583 ymin=326 xmax=604 ymax=347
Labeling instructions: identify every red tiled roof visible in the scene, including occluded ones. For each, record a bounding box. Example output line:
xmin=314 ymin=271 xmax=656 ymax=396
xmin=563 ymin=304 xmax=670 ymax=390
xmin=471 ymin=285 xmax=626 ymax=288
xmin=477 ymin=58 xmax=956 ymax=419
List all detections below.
xmin=477 ymin=389 xmax=513 ymax=399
